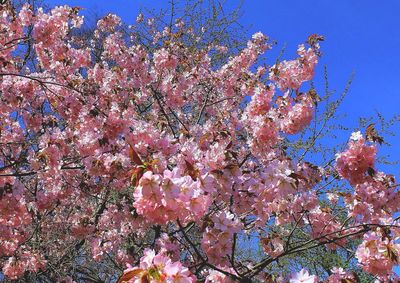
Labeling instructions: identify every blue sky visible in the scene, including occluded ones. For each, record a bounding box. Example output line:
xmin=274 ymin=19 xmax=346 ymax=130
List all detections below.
xmin=44 ymin=0 xmax=400 ymax=172
xmin=43 ymin=0 xmax=400 ymax=273
xmin=0 ymin=2 xmax=397 ymax=281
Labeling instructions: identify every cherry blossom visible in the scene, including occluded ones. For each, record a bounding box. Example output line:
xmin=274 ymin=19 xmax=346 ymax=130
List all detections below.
xmin=118 ymin=249 xmax=195 ymax=283
xmin=335 ymin=133 xmax=376 ymax=185
xmin=0 ymin=3 xmax=398 ymax=281
xmin=289 ymin=269 xmax=318 ymax=283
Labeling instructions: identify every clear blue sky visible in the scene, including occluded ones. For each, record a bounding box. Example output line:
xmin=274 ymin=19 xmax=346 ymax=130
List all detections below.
xmin=41 ymin=0 xmax=400 ymax=276
xmin=45 ymin=0 xmax=400 ymax=169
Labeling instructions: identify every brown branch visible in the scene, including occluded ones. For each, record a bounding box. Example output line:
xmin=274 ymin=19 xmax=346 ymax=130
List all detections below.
xmin=151 ymin=88 xmax=178 ymax=138
xmin=176 ymin=219 xmax=243 ymax=281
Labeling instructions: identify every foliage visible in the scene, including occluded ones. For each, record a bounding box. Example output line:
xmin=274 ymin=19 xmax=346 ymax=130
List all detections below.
xmin=0 ymin=1 xmax=399 ymax=282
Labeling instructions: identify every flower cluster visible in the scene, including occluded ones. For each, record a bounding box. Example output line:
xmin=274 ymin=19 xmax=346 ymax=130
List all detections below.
xmin=335 ymin=133 xmax=400 ymax=280
xmin=119 ymin=249 xmax=196 ymax=283
xmin=355 ymin=231 xmax=400 ymax=279
xmin=1 ymin=4 xmax=399 ymax=281
xmin=133 ymin=170 xmax=211 ymax=224
xmin=278 ymin=94 xmax=315 ymax=134
xmin=335 ymin=132 xmax=376 ymax=185
xmin=201 ymin=211 xmax=242 ymax=266
xmin=2 ymin=250 xmax=45 ymax=280
xmin=270 ymin=44 xmax=319 ymax=91
xmin=326 ymin=267 xmax=357 ymax=283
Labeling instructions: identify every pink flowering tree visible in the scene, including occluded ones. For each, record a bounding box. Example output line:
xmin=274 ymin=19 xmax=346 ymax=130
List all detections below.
xmin=0 ymin=2 xmax=399 ymax=282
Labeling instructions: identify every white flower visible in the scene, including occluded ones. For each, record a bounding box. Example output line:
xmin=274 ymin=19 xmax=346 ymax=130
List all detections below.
xmin=350 ymin=131 xmax=362 ymax=141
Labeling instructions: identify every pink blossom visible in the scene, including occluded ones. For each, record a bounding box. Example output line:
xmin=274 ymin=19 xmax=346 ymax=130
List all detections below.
xmin=335 ymin=133 xmax=376 ymax=185
xmin=289 ymin=269 xmax=318 ymax=283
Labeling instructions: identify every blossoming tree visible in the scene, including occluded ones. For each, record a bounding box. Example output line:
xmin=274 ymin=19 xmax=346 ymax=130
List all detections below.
xmin=0 ymin=2 xmax=399 ymax=282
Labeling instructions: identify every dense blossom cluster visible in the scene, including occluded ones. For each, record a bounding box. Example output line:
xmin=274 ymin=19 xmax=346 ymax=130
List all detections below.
xmin=0 ymin=3 xmax=399 ymax=282
xmin=133 ymin=170 xmax=211 ymax=224
xmin=270 ymin=44 xmax=318 ymax=91
xmin=201 ymin=210 xmax=242 ymax=266
xmin=355 ymin=231 xmax=400 ymax=279
xmin=119 ymin=249 xmax=196 ymax=282
xmin=335 ymin=132 xmax=377 ymax=185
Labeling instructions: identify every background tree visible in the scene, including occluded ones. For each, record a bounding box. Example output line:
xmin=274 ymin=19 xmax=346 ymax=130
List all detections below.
xmin=0 ymin=1 xmax=399 ymax=282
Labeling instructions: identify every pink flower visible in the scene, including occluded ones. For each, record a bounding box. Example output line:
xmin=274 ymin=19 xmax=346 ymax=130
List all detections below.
xmin=289 ymin=269 xmax=318 ymax=283
xmin=96 ymin=14 xmax=121 ymax=32
xmin=164 ymin=261 xmax=195 ymax=282
xmin=355 ymin=231 xmax=399 ymax=278
xmin=335 ymin=133 xmax=376 ymax=185
xmin=270 ymin=44 xmax=318 ymax=91
xmin=205 ymin=268 xmax=236 ymax=283
xmin=280 ymin=94 xmax=314 ymax=134
xmin=154 ymin=48 xmax=178 ymax=70
xmin=120 ymin=249 xmax=195 ymax=283
xmin=327 ymin=267 xmax=356 ymax=283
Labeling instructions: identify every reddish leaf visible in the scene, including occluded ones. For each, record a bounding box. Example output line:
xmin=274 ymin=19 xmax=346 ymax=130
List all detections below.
xmin=184 ymin=159 xmax=199 ymax=180
xmin=131 ymin=167 xmax=145 ymax=187
xmin=117 ymin=268 xmax=144 ymax=283
xmin=226 ymin=140 xmax=233 ymax=150
xmin=366 ymin=123 xmax=384 ymax=144
xmin=129 ymin=144 xmax=143 ymax=165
